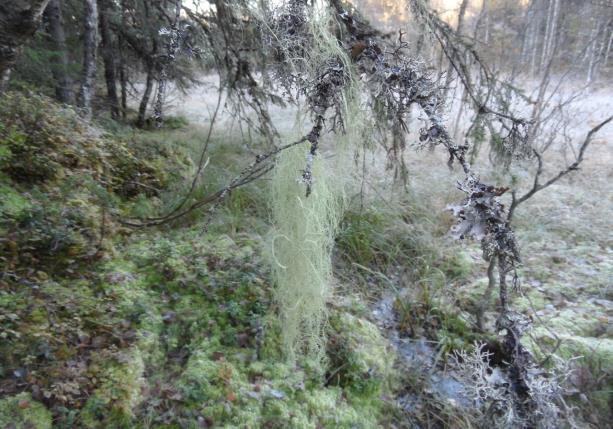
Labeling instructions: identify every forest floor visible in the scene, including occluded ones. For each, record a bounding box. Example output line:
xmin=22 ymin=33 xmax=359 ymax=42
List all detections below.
xmin=0 ymin=83 xmax=611 ymax=428
xmin=171 ymin=78 xmax=613 ymax=425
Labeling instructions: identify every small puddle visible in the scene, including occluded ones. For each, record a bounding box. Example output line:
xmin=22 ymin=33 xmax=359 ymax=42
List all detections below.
xmin=371 ymin=291 xmax=472 ymax=412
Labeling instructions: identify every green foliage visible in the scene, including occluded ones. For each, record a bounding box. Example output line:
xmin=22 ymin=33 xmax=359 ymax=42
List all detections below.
xmin=0 ymin=393 xmax=52 ymax=429
xmin=327 ymin=313 xmax=394 ymax=396
xmin=0 ymin=92 xmax=189 ymax=274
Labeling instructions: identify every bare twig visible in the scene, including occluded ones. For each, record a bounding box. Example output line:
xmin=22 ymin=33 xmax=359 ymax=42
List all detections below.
xmin=508 ymin=114 xmax=613 ymax=221
xmin=120 ymin=136 xmax=308 ymax=227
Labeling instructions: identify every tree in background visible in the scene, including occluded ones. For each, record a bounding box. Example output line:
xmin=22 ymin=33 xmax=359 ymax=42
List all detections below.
xmin=43 ymin=0 xmax=73 ymax=103
xmin=0 ymin=0 xmax=51 ymax=90
xmin=78 ymin=0 xmax=98 ymax=119
xmin=98 ymin=0 xmax=120 ymax=118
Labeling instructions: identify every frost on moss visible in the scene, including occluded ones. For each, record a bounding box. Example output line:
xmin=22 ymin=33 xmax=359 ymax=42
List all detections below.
xmin=0 ymin=392 xmax=52 ymax=429
xmin=165 ymin=321 xmax=390 ymax=428
xmin=328 ymin=312 xmax=395 ymax=396
xmin=81 ymin=348 xmax=146 ymax=428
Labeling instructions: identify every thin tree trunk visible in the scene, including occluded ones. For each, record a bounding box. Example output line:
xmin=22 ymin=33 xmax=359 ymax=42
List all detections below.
xmin=118 ymin=0 xmax=128 ymax=118
xmin=79 ymin=0 xmax=98 ymax=119
xmin=119 ymin=44 xmax=128 ymax=118
xmin=529 ymin=0 xmax=543 ymax=75
xmin=539 ymin=0 xmax=553 ymax=72
xmin=540 ymin=0 xmax=559 ymax=73
xmin=44 ymin=0 xmax=72 ymax=103
xmin=414 ymin=0 xmax=430 ymax=55
xmin=482 ymin=0 xmax=490 ymax=45
xmin=453 ymin=85 xmax=466 ymax=140
xmin=593 ymin=20 xmax=609 ymax=80
xmin=137 ymin=64 xmax=154 ymax=127
xmin=0 ymin=0 xmax=52 ymax=91
xmin=442 ymin=0 xmax=468 ymax=100
xmin=476 ymin=258 xmax=497 ymax=331
xmin=519 ymin=1 xmax=535 ymax=65
xmin=153 ymin=0 xmax=182 ymax=128
xmin=586 ymin=18 xmax=602 ymax=88
xmin=514 ymin=0 xmax=536 ymax=81
xmin=98 ymin=0 xmax=119 ymax=119
xmin=604 ymin=26 xmax=613 ymax=67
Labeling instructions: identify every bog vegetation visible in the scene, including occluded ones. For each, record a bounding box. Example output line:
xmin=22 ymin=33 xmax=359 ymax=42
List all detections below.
xmin=0 ymin=1 xmax=612 ymax=428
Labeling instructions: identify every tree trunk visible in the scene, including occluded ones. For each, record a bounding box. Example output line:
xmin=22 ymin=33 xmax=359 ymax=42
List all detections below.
xmin=514 ymin=0 xmax=536 ymax=80
xmin=482 ymin=0 xmax=490 ymax=45
xmin=585 ymin=17 xmax=602 ymax=89
xmin=0 ymin=0 xmax=52 ymax=91
xmin=97 ymin=0 xmax=119 ymax=119
xmin=604 ymin=26 xmax=613 ymax=67
xmin=539 ymin=0 xmax=553 ymax=71
xmin=442 ymin=0 xmax=468 ymax=100
xmin=44 ymin=0 xmax=72 ymax=103
xmin=414 ymin=0 xmax=429 ymax=55
xmin=519 ymin=1 xmax=534 ymax=65
xmin=136 ymin=64 xmax=154 ymax=127
xmin=539 ymin=0 xmax=559 ymax=73
xmin=529 ymin=0 xmax=544 ymax=74
xmin=153 ymin=0 xmax=181 ymax=128
xmin=119 ymin=43 xmax=128 ymax=118
xmin=79 ymin=0 xmax=98 ymax=119
xmin=476 ymin=258 xmax=497 ymax=331
xmin=118 ymin=0 xmax=128 ymax=118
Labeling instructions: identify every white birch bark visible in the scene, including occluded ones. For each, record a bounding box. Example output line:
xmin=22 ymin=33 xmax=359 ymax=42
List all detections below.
xmin=78 ymin=0 xmax=98 ymax=119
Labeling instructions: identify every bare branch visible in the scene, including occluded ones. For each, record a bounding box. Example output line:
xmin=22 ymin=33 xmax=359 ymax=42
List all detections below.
xmin=508 ymin=114 xmax=613 ymax=221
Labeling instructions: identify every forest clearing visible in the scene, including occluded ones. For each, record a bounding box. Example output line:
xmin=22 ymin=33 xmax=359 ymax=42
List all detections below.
xmin=0 ymin=1 xmax=612 ymax=428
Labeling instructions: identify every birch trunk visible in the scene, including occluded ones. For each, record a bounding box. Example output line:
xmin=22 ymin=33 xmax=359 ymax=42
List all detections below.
xmin=586 ymin=17 xmax=602 ymax=88
xmin=540 ymin=0 xmax=559 ymax=73
xmin=79 ymin=0 xmax=98 ymax=119
xmin=137 ymin=63 xmax=154 ymax=128
xmin=604 ymin=27 xmax=613 ymax=67
xmin=539 ymin=0 xmax=553 ymax=72
xmin=153 ymin=0 xmax=182 ymax=128
xmin=118 ymin=0 xmax=128 ymax=118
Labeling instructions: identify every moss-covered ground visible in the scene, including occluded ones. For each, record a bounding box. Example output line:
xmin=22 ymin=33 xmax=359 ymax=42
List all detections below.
xmin=1 ymin=92 xmax=610 ymax=428
xmin=0 ymin=93 xmax=400 ymax=428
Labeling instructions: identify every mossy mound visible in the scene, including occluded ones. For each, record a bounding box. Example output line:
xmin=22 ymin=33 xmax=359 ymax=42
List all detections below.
xmin=0 ymin=91 xmax=190 ymax=276
xmin=0 ymin=392 xmax=52 ymax=429
xmin=327 ymin=312 xmax=394 ymax=396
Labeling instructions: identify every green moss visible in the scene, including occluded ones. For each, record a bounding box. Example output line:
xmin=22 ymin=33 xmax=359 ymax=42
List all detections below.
xmin=0 ymin=183 xmax=31 ymax=219
xmin=328 ymin=312 xmax=394 ymax=396
xmin=81 ymin=348 xmax=146 ymax=428
xmin=0 ymin=393 xmax=52 ymax=429
xmin=439 ymin=250 xmax=473 ymax=280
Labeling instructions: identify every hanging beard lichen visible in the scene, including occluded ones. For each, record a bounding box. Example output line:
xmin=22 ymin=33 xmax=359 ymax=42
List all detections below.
xmin=270 ymin=144 xmax=344 ymax=364
xmin=267 ymin=4 xmax=369 ymax=365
